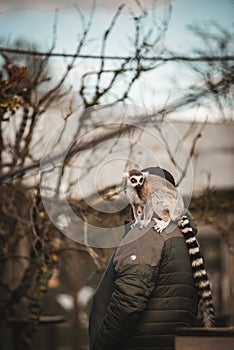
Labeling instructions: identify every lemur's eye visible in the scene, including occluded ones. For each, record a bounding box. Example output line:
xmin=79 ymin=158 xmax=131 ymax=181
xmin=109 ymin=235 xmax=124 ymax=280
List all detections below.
xmin=139 ymin=177 xmax=144 ymax=183
xmin=130 ymin=178 xmax=137 ymax=184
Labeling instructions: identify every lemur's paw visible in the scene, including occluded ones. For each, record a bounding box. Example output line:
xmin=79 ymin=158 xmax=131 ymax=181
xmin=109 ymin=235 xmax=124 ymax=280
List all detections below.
xmin=137 ymin=221 xmax=148 ymax=229
xmin=131 ymin=222 xmax=138 ymax=229
xmin=131 ymin=220 xmax=151 ymax=230
xmin=153 ymin=219 xmax=169 ymax=233
xmin=153 ymin=224 xmax=163 ymax=233
xmin=131 ymin=221 xmax=143 ymax=229
xmin=138 ymin=220 xmax=151 ymax=229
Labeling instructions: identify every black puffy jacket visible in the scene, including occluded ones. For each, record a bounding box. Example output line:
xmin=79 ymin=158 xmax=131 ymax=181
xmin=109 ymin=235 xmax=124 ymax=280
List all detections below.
xmin=89 ymin=221 xmax=198 ymax=350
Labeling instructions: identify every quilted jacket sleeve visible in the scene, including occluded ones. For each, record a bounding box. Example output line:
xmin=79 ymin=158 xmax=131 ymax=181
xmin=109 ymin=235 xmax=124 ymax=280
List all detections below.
xmin=93 ymin=263 xmax=157 ymax=350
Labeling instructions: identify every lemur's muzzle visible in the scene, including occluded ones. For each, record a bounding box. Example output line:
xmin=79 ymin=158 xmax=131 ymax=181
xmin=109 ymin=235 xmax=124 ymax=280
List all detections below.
xmin=136 ymin=184 xmax=142 ymax=190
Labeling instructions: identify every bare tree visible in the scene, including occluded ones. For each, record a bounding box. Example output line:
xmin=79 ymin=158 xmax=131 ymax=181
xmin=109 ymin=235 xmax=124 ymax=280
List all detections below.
xmin=0 ymin=4 xmax=174 ymax=349
xmin=183 ymin=21 xmax=234 ymax=121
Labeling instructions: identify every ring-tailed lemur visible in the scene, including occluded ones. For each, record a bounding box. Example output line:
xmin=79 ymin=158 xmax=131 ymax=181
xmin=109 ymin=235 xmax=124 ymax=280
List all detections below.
xmin=123 ymin=168 xmax=215 ymax=327
xmin=123 ymin=169 xmax=185 ymax=232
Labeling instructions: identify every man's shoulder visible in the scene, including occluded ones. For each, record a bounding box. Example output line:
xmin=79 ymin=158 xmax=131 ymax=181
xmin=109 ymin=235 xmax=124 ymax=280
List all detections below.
xmin=114 ymin=222 xmax=166 ymax=272
xmin=163 ymin=221 xmax=183 ymax=240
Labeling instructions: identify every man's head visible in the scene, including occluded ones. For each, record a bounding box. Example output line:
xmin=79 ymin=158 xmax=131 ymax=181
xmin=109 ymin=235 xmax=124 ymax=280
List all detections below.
xmin=142 ymin=166 xmax=176 ymax=187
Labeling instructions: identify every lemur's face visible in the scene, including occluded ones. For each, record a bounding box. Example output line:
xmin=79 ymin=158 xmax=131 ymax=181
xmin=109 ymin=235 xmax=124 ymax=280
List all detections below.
xmin=123 ymin=169 xmax=148 ymax=188
xmin=129 ymin=174 xmax=144 ymax=188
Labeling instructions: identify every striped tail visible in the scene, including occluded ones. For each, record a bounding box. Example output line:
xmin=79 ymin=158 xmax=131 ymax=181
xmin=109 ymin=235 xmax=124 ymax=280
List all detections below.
xmin=178 ymin=215 xmax=215 ymax=327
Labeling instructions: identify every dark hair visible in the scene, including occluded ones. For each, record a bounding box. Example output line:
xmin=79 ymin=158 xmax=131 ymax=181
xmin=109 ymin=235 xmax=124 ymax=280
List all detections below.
xmin=142 ymin=166 xmax=176 ymax=187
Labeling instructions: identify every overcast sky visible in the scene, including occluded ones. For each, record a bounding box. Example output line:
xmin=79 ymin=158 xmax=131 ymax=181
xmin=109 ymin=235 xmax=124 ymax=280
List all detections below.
xmin=1 ymin=0 xmax=233 ymax=51
xmin=0 ymin=0 xmax=233 ymax=120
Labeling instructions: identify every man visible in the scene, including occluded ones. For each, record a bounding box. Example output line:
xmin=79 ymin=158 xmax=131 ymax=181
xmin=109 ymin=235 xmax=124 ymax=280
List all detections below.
xmin=89 ymin=167 xmax=199 ymax=350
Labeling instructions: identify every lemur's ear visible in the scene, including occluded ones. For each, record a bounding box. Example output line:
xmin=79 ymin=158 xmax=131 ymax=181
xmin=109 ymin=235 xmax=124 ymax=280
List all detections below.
xmin=122 ymin=172 xmax=129 ymax=179
xmin=142 ymin=171 xmax=149 ymax=178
